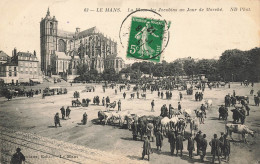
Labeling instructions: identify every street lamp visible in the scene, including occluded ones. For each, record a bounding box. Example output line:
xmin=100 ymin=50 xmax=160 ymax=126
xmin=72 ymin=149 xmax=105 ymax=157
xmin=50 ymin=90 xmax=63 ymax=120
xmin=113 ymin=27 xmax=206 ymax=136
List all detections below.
xmin=232 ymin=73 xmax=234 ymax=83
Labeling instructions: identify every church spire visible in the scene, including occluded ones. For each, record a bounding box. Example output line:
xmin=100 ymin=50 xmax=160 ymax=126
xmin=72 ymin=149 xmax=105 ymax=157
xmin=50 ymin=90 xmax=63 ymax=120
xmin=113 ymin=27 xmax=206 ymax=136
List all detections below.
xmin=46 ymin=7 xmax=50 ymax=16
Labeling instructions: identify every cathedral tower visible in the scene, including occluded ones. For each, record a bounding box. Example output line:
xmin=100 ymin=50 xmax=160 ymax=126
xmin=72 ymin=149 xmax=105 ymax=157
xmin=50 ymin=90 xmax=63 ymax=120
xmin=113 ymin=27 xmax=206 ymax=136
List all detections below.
xmin=40 ymin=8 xmax=58 ymax=75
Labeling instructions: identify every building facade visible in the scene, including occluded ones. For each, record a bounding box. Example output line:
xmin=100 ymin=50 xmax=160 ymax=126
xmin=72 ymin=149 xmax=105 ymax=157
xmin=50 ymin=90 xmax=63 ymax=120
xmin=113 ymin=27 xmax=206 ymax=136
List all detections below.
xmin=40 ymin=8 xmax=125 ymax=76
xmin=0 ymin=51 xmax=10 ymax=64
xmin=0 ymin=48 xmax=41 ymax=83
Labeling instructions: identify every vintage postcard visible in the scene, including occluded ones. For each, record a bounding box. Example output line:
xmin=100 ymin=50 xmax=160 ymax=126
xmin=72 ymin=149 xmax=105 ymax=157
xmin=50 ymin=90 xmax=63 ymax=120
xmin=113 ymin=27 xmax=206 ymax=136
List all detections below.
xmin=0 ymin=0 xmax=259 ymax=164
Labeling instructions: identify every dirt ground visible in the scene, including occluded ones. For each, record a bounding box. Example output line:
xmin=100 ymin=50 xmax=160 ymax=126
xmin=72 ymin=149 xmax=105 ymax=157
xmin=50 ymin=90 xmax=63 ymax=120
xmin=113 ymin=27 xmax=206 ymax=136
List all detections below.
xmin=0 ymin=82 xmax=259 ymax=164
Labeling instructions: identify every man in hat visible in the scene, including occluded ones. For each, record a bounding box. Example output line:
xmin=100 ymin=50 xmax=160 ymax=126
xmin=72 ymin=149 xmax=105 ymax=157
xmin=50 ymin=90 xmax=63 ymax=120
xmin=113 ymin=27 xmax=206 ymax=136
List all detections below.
xmin=179 ymin=92 xmax=183 ymax=101
xmin=156 ymin=130 xmax=163 ymax=151
xmin=195 ymin=130 xmax=203 ymax=156
xmin=60 ymin=106 xmax=65 ymax=119
xmin=219 ymin=105 xmax=225 ymax=120
xmin=82 ymin=112 xmax=88 ymax=125
xmin=219 ymin=132 xmax=224 ymax=156
xmin=168 ymin=129 xmax=176 ymax=155
xmin=245 ymin=104 xmax=250 ymax=116
xmin=200 ymin=134 xmax=207 ymax=162
xmin=11 ymin=148 xmax=25 ymax=164
xmin=151 ymin=100 xmax=155 ymax=112
xmin=169 ymin=104 xmax=174 ymax=118
xmin=200 ymin=104 xmax=206 ymax=118
xmin=209 ymin=134 xmax=222 ymax=164
xmin=102 ymin=97 xmax=105 ymax=106
xmin=66 ymin=106 xmax=71 ymax=119
xmin=54 ymin=113 xmax=61 ymax=127
xmin=176 ymin=132 xmax=183 ymax=157
xmin=223 ymin=134 xmax=231 ymax=162
xmin=118 ymin=100 xmax=121 ymax=111
xmin=132 ymin=121 xmax=138 ymax=140
xmin=123 ymin=92 xmax=126 ymax=99
xmin=142 ymin=135 xmax=151 ymax=161
xmin=187 ymin=133 xmax=195 ymax=158
xmin=178 ymin=102 xmax=182 ymax=113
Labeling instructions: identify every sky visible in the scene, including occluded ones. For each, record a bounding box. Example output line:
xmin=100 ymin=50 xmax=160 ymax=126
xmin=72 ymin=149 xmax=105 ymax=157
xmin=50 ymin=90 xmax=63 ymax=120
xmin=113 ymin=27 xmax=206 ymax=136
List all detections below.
xmin=0 ymin=0 xmax=259 ymax=63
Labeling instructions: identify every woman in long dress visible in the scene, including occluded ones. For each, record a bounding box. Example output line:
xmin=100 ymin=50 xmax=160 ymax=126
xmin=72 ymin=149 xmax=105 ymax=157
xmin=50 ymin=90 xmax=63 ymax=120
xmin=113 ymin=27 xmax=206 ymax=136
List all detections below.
xmin=135 ymin=22 xmax=159 ymax=58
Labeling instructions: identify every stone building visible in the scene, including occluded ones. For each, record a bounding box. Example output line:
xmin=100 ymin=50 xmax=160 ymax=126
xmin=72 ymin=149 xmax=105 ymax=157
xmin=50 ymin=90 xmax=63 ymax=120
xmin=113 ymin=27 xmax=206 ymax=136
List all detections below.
xmin=0 ymin=51 xmax=10 ymax=64
xmin=0 ymin=48 xmax=41 ymax=83
xmin=40 ymin=8 xmax=125 ymax=76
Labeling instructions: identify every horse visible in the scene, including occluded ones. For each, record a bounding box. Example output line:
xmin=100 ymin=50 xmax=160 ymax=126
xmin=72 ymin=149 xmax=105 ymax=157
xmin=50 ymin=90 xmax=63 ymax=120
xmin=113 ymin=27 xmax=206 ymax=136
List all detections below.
xmin=226 ymin=124 xmax=255 ymax=143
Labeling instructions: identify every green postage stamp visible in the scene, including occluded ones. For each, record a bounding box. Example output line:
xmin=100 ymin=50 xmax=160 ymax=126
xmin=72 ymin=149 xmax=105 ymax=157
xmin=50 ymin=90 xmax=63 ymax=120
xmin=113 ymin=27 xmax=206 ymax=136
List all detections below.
xmin=127 ymin=16 xmax=167 ymax=62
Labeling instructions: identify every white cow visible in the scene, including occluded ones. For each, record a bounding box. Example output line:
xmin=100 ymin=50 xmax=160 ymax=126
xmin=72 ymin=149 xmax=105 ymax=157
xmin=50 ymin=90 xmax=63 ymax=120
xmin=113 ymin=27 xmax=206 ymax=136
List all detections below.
xmin=182 ymin=108 xmax=192 ymax=117
xmin=204 ymin=99 xmax=213 ymax=109
xmin=160 ymin=117 xmax=171 ymax=135
xmin=226 ymin=123 xmax=255 ymax=143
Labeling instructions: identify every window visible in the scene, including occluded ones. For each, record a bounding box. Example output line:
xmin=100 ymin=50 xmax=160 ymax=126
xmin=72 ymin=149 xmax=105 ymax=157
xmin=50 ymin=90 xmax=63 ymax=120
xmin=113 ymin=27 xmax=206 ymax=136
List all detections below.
xmin=14 ymin=67 xmax=16 ymax=71
xmin=14 ymin=72 xmax=17 ymax=77
xmin=50 ymin=22 xmax=53 ymax=35
xmin=58 ymin=39 xmax=66 ymax=52
xmin=116 ymin=60 xmax=118 ymax=68
xmin=9 ymin=69 xmax=12 ymax=77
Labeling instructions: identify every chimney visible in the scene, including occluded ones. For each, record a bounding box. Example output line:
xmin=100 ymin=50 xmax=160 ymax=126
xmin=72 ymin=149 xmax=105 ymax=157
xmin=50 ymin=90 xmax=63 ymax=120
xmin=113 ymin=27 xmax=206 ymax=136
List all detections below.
xmin=12 ymin=48 xmax=17 ymax=57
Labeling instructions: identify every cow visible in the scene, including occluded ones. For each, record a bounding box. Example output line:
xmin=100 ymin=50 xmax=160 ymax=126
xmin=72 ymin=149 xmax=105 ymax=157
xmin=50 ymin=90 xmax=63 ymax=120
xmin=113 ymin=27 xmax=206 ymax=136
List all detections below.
xmin=187 ymin=117 xmax=199 ymax=135
xmin=204 ymin=99 xmax=213 ymax=109
xmin=160 ymin=117 xmax=171 ymax=136
xmin=72 ymin=99 xmax=81 ymax=107
xmin=98 ymin=111 xmax=113 ymax=125
xmin=141 ymin=93 xmax=146 ymax=99
xmin=225 ymin=123 xmax=255 ymax=143
xmin=107 ymin=101 xmax=116 ymax=109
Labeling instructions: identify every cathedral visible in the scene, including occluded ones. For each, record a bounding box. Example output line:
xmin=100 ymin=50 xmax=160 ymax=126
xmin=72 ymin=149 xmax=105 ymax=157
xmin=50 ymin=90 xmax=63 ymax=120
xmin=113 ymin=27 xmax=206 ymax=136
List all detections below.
xmin=40 ymin=8 xmax=125 ymax=76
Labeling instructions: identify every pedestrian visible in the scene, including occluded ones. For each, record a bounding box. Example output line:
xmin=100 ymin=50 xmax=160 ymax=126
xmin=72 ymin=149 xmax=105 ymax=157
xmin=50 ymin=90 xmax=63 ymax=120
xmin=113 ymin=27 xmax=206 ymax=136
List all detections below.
xmin=158 ymin=91 xmax=160 ymax=97
xmin=209 ymin=134 xmax=222 ymax=164
xmin=137 ymin=91 xmax=139 ymax=99
xmin=179 ymin=92 xmax=183 ymax=101
xmin=106 ymin=96 xmax=110 ymax=107
xmin=66 ymin=106 xmax=71 ymax=119
xmin=223 ymin=134 xmax=231 ymax=162
xmin=176 ymin=132 xmax=183 ymax=157
xmin=219 ymin=132 xmax=224 ymax=156
xmin=60 ymin=106 xmax=65 ymax=119
xmin=168 ymin=129 xmax=176 ymax=155
xmin=200 ymin=104 xmax=207 ymax=118
xmin=115 ymin=89 xmax=117 ymax=94
xmin=151 ymin=100 xmax=155 ymax=112
xmin=187 ymin=133 xmax=195 ymax=158
xmin=200 ymin=134 xmax=207 ymax=162
xmin=233 ymin=90 xmax=236 ymax=97
xmin=82 ymin=112 xmax=88 ymax=125
xmin=142 ymin=135 xmax=152 ymax=161
xmin=10 ymin=148 xmax=25 ymax=164
xmin=245 ymin=104 xmax=250 ymax=116
xmin=54 ymin=113 xmax=61 ymax=127
xmin=178 ymin=102 xmax=182 ymax=113
xmin=254 ymin=95 xmax=260 ymax=106
xmin=123 ymin=92 xmax=126 ymax=99
xmin=195 ymin=130 xmax=203 ymax=155
xmin=132 ymin=121 xmax=138 ymax=140
xmin=118 ymin=100 xmax=121 ymax=111
xmin=169 ymin=104 xmax=174 ymax=118
xmin=102 ymin=97 xmax=105 ymax=106
xmin=161 ymin=92 xmax=164 ymax=99
xmin=155 ymin=130 xmax=163 ymax=151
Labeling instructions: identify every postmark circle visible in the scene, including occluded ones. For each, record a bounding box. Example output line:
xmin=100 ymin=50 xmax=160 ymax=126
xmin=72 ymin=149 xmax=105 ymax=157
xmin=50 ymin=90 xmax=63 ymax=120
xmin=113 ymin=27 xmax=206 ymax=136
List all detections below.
xmin=119 ymin=9 xmax=170 ymax=61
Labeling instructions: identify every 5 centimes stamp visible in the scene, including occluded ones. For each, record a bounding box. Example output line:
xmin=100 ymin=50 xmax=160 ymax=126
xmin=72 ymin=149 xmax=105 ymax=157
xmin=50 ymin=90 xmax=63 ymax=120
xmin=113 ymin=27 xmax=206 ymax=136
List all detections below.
xmin=127 ymin=17 xmax=166 ymax=62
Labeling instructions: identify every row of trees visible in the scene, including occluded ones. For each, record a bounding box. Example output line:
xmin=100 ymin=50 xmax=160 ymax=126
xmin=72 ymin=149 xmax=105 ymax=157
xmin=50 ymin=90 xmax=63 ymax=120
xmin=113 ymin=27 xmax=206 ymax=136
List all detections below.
xmin=75 ymin=47 xmax=260 ymax=82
